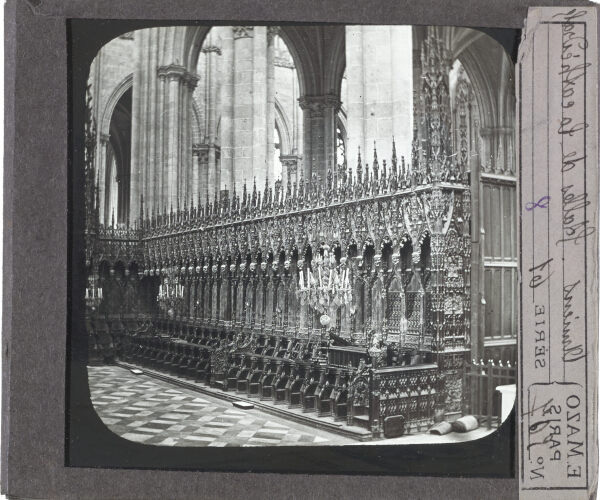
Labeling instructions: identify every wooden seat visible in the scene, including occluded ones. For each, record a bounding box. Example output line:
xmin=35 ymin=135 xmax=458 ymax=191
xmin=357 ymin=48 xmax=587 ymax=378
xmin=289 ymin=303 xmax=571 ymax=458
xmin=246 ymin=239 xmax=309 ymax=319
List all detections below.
xmin=272 ymin=365 xmax=289 ymax=404
xmin=301 ymin=368 xmax=321 ymax=413
xmin=315 ymin=370 xmax=336 ymax=417
xmin=259 ymin=362 xmax=278 ymax=400
xmin=245 ymin=358 xmax=263 ymax=397
xmin=186 ymin=347 xmax=201 ymax=378
xmin=193 ymin=358 xmax=209 ymax=383
xmin=287 ymin=378 xmax=304 ymax=408
xmin=333 ymin=388 xmax=348 ymax=421
xmin=235 ymin=356 xmax=253 ymax=393
xmin=330 ymin=370 xmax=350 ymax=421
xmin=248 ymin=369 xmax=263 ymax=397
xmin=286 ymin=365 xmax=305 ymax=408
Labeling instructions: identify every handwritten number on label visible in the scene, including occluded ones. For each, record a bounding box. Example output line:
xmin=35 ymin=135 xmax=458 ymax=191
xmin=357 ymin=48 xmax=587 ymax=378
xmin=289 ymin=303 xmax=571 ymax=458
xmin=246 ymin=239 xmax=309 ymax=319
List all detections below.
xmin=529 ymin=258 xmax=554 ymax=289
xmin=526 ymin=196 xmax=550 ymax=211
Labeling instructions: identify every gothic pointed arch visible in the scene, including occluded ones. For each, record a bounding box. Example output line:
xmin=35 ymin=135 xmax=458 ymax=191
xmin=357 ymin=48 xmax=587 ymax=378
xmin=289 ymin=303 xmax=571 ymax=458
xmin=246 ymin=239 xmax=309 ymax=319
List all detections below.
xmin=183 ymin=25 xmax=314 ymax=98
xmin=190 ymin=99 xmax=202 ymax=145
xmin=184 ymin=25 xmax=213 ymax=71
xmin=276 ymin=27 xmax=314 ymax=97
xmin=324 ymin=25 xmax=346 ymax=97
xmin=274 ymin=99 xmax=292 ymax=156
xmin=106 ymin=87 xmax=132 ymax=225
xmin=100 ymin=73 xmax=133 ymax=137
xmin=452 ymin=28 xmax=513 ymax=132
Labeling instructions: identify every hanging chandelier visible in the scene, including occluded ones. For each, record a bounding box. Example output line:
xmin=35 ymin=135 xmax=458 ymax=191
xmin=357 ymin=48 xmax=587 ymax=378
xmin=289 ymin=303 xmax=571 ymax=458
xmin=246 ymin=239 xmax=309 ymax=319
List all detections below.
xmin=157 ymin=266 xmax=185 ymax=315
xmin=85 ymin=275 xmax=103 ymax=310
xmin=297 ymin=244 xmax=353 ymax=326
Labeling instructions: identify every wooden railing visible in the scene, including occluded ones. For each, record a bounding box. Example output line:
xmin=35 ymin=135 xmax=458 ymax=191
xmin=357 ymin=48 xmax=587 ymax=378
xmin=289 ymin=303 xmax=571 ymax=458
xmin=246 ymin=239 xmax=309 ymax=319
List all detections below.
xmin=462 ymin=359 xmax=515 ymax=429
xmin=328 ymin=346 xmax=369 ymax=369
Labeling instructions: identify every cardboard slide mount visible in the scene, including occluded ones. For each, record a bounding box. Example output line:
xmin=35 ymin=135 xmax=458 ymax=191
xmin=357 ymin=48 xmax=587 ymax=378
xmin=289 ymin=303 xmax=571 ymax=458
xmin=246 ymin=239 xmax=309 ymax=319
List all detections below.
xmin=3 ymin=1 xmax=599 ymax=499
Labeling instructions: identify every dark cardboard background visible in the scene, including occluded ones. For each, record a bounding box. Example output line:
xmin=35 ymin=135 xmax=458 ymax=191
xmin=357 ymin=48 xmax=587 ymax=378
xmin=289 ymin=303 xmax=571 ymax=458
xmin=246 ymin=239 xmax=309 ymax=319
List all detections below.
xmin=3 ymin=0 xmax=597 ymax=498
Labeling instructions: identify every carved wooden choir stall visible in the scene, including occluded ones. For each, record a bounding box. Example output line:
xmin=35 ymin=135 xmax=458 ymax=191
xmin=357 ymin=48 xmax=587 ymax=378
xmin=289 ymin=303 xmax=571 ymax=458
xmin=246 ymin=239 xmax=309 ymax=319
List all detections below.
xmin=84 ymin=32 xmax=475 ymax=439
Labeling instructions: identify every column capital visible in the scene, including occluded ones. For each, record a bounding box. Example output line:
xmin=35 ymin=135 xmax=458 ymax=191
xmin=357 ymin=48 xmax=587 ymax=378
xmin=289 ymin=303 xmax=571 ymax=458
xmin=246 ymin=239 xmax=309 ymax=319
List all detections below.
xmin=185 ymin=72 xmax=200 ymax=92
xmin=157 ymin=65 xmax=199 ymax=90
xmin=233 ymin=26 xmax=254 ymax=39
xmin=157 ymin=64 xmax=187 ymax=81
xmin=267 ymin=26 xmax=280 ymax=43
xmin=298 ymin=94 xmax=341 ymax=118
xmin=100 ymin=133 xmax=111 ymax=144
xmin=193 ymin=144 xmax=209 ymax=163
xmin=201 ymin=45 xmax=222 ymax=56
xmin=274 ymin=58 xmax=294 ymax=69
xmin=279 ymin=155 xmax=299 ymax=173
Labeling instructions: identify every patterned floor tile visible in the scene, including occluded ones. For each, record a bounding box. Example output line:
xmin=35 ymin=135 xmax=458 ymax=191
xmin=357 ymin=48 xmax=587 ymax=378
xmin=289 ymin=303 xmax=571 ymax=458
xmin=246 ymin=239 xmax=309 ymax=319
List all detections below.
xmin=88 ymin=365 xmax=354 ymax=447
xmin=184 ymin=435 xmax=215 ymax=442
xmin=120 ymin=433 xmax=153 ymax=442
xmin=127 ymin=421 xmax=147 ymax=428
xmin=135 ymin=427 xmax=165 ymax=434
xmin=101 ymin=417 xmax=122 ymax=425
xmin=156 ymin=437 xmax=179 ymax=446
xmin=167 ymin=424 xmax=187 ymax=432
xmin=193 ymin=427 xmax=227 ymax=436
xmin=248 ymin=437 xmax=281 ymax=444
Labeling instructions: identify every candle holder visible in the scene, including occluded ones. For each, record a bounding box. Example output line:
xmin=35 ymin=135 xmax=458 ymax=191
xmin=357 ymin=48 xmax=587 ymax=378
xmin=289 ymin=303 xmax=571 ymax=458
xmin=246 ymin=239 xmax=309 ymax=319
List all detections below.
xmin=157 ymin=266 xmax=185 ymax=314
xmin=85 ymin=276 xmax=103 ymax=311
xmin=297 ymin=244 xmax=352 ymax=315
xmin=297 ymin=244 xmax=353 ymax=363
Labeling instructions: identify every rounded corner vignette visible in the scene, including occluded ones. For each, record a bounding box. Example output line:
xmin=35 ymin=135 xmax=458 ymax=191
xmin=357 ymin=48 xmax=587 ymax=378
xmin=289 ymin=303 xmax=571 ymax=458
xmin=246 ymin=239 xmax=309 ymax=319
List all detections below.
xmin=75 ymin=23 xmax=518 ymax=456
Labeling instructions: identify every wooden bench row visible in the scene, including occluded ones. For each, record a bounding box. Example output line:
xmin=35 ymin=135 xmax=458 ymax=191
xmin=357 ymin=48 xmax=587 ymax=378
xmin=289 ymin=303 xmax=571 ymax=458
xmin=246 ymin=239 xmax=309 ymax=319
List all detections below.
xmin=125 ymin=334 xmax=362 ymax=421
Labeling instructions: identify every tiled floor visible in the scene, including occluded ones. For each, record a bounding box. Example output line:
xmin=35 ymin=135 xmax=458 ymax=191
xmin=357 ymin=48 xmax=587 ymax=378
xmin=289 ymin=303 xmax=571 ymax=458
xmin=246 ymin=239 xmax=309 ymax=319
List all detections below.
xmin=88 ymin=366 xmax=355 ymax=447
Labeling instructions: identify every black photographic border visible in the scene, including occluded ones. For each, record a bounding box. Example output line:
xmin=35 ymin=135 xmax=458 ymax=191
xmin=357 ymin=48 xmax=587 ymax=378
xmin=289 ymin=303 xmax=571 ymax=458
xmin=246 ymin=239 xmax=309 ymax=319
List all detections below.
xmin=67 ymin=18 xmax=517 ymax=476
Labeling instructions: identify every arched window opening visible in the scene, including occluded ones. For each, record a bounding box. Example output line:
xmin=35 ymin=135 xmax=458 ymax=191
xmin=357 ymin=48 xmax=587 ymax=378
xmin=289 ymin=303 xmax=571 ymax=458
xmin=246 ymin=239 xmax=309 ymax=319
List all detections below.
xmin=105 ymin=87 xmax=132 ymax=227
xmin=193 ymin=27 xmax=223 ymax=207
xmin=336 ymin=122 xmax=346 ymax=166
xmin=273 ymin=31 xmax=303 ymax=186
xmin=274 ymin=124 xmax=282 ymax=181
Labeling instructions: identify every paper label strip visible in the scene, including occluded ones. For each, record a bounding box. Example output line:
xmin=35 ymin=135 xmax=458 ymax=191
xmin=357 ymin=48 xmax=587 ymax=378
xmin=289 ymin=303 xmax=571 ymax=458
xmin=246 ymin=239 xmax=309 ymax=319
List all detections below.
xmin=518 ymin=6 xmax=598 ymax=499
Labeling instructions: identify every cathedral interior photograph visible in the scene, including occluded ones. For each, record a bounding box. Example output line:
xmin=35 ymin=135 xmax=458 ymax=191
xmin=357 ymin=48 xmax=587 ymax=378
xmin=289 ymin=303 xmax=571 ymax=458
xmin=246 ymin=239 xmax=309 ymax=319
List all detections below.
xmin=80 ymin=23 xmax=517 ymax=448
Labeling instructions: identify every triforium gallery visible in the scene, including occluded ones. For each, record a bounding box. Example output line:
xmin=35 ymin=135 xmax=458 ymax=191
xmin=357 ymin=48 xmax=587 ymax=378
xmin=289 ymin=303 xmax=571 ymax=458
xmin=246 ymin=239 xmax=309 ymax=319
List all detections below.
xmin=81 ymin=25 xmax=517 ymax=444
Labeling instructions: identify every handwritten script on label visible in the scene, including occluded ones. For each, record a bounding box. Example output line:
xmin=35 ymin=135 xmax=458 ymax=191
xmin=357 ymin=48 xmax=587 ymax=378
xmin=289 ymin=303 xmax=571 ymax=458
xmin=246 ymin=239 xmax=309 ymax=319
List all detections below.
xmin=526 ymin=196 xmax=550 ymax=211
xmin=518 ymin=8 xmax=597 ymax=498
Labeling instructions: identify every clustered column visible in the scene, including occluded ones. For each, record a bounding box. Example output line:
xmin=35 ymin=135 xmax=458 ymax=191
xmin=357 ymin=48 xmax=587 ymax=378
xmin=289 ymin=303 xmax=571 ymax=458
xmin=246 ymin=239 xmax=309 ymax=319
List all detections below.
xmin=97 ymin=133 xmax=111 ymax=225
xmin=132 ymin=57 xmax=199 ymax=220
xmin=219 ymin=28 xmax=235 ymax=200
xmin=218 ymin=27 xmax=273 ymax=195
xmin=206 ymin=45 xmax=221 ymax=204
xmin=252 ymin=27 xmax=269 ymax=190
xmin=279 ymin=156 xmax=299 ymax=187
xmin=345 ymin=25 xmax=413 ymax=174
xmin=299 ymin=95 xmax=340 ymax=181
xmin=232 ymin=27 xmax=254 ymax=194
xmin=266 ymin=27 xmax=279 ymax=183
